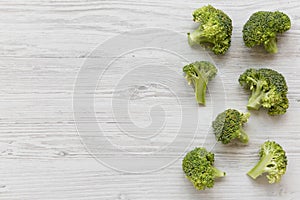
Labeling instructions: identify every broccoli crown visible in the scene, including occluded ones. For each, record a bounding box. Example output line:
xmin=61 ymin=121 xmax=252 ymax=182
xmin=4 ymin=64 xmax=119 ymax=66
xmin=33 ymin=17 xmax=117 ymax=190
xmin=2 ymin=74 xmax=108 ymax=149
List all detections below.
xmin=212 ymin=109 xmax=250 ymax=144
xmin=243 ymin=11 xmax=291 ymax=53
xmin=183 ymin=61 xmax=218 ymax=82
xmin=239 ymin=68 xmax=289 ymax=115
xmin=183 ymin=61 xmax=217 ymax=105
xmin=247 ymin=141 xmax=287 ymax=183
xmin=188 ymin=5 xmax=233 ymax=55
xmin=182 ymin=147 xmax=226 ymax=190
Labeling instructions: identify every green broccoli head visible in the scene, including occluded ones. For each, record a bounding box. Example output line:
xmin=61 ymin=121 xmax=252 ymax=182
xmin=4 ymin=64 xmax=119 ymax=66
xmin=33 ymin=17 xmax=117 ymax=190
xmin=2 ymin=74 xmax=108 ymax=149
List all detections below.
xmin=239 ymin=68 xmax=289 ymax=115
xmin=182 ymin=147 xmax=226 ymax=190
xmin=188 ymin=5 xmax=233 ymax=55
xmin=243 ymin=11 xmax=291 ymax=53
xmin=247 ymin=141 xmax=287 ymax=183
xmin=183 ymin=61 xmax=217 ymax=105
xmin=212 ymin=109 xmax=250 ymax=144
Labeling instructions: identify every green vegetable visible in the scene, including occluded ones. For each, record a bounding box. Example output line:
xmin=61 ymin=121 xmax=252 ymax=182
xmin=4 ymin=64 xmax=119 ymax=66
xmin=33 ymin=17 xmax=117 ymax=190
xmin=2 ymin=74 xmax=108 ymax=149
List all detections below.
xmin=182 ymin=147 xmax=225 ymax=190
xmin=239 ymin=68 xmax=289 ymax=115
xmin=247 ymin=141 xmax=287 ymax=183
xmin=188 ymin=5 xmax=233 ymax=55
xmin=243 ymin=11 xmax=291 ymax=53
xmin=183 ymin=61 xmax=217 ymax=105
xmin=212 ymin=109 xmax=250 ymax=144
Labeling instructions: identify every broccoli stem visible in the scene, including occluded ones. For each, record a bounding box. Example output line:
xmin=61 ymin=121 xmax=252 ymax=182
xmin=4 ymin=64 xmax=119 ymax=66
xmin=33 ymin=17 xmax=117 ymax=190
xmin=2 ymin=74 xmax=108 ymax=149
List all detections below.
xmin=238 ymin=128 xmax=249 ymax=143
xmin=247 ymin=153 xmax=272 ymax=179
xmin=264 ymin=37 xmax=278 ymax=54
xmin=195 ymin=78 xmax=207 ymax=105
xmin=213 ymin=167 xmax=226 ymax=178
xmin=247 ymin=91 xmax=263 ymax=110
xmin=188 ymin=31 xmax=201 ymax=46
xmin=188 ymin=30 xmax=213 ymax=47
xmin=247 ymin=83 xmax=265 ymax=110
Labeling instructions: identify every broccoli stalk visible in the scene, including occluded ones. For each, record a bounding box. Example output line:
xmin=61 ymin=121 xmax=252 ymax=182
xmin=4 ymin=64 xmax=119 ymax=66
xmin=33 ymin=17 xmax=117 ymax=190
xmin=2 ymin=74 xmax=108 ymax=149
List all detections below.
xmin=264 ymin=37 xmax=278 ymax=54
xmin=187 ymin=27 xmax=217 ymax=48
xmin=194 ymin=76 xmax=207 ymax=105
xmin=238 ymin=128 xmax=249 ymax=143
xmin=246 ymin=79 xmax=266 ymax=110
xmin=247 ymin=84 xmax=278 ymax=110
xmin=213 ymin=167 xmax=227 ymax=178
xmin=187 ymin=28 xmax=205 ymax=47
xmin=247 ymin=152 xmax=275 ymax=180
xmin=247 ymin=141 xmax=287 ymax=183
xmin=185 ymin=65 xmax=208 ymax=104
xmin=183 ymin=61 xmax=217 ymax=105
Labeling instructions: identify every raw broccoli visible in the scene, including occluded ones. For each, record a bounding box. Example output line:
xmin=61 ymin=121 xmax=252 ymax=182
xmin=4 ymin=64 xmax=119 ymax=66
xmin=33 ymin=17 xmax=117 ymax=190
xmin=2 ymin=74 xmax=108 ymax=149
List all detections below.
xmin=247 ymin=141 xmax=287 ymax=183
xmin=182 ymin=147 xmax=226 ymax=190
xmin=183 ymin=61 xmax=217 ymax=105
xmin=212 ymin=109 xmax=250 ymax=144
xmin=239 ymin=68 xmax=289 ymax=115
xmin=188 ymin=5 xmax=233 ymax=55
xmin=243 ymin=11 xmax=291 ymax=53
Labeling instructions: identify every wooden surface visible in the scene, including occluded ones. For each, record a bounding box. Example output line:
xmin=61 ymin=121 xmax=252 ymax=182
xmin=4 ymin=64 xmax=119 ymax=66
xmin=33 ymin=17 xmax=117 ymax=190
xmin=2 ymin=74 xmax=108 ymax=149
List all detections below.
xmin=0 ymin=0 xmax=299 ymax=199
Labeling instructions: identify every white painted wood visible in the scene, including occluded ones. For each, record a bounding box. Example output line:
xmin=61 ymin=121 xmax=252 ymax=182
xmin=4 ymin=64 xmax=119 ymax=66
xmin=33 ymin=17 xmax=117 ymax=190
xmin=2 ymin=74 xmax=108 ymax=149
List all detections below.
xmin=0 ymin=0 xmax=299 ymax=199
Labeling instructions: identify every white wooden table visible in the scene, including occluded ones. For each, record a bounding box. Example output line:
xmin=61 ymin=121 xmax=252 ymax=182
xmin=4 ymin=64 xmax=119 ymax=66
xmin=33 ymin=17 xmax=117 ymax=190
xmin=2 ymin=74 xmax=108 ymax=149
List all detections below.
xmin=0 ymin=0 xmax=299 ymax=199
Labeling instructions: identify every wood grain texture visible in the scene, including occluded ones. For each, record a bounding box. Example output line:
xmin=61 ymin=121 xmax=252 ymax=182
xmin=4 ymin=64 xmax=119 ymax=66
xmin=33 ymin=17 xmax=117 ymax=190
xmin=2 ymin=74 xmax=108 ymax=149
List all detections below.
xmin=0 ymin=0 xmax=299 ymax=199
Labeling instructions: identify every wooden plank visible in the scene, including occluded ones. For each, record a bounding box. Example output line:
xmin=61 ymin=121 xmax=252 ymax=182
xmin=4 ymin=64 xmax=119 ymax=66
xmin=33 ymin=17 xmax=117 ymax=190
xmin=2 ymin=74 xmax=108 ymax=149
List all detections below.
xmin=0 ymin=0 xmax=299 ymax=199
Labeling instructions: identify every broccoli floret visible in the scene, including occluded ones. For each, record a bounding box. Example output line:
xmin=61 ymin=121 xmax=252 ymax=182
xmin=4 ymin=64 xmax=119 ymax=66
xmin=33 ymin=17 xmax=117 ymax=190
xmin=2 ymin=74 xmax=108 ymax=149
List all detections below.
xmin=247 ymin=141 xmax=287 ymax=183
xmin=188 ymin=5 xmax=233 ymax=55
xmin=183 ymin=61 xmax=217 ymax=105
xmin=212 ymin=109 xmax=250 ymax=144
xmin=239 ymin=68 xmax=289 ymax=115
xmin=243 ymin=11 xmax=291 ymax=53
xmin=182 ymin=147 xmax=225 ymax=190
